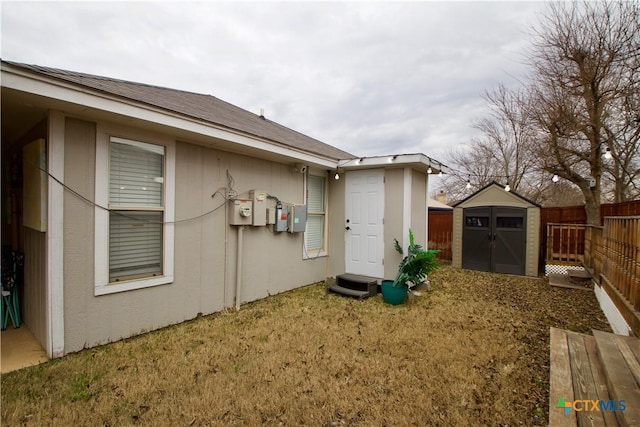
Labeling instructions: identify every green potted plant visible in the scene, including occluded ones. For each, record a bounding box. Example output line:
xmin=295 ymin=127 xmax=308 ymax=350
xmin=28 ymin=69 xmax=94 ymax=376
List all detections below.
xmin=381 ymin=229 xmax=440 ymax=305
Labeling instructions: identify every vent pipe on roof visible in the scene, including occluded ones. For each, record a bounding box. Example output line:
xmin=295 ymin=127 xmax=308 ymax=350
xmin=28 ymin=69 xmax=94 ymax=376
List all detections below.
xmin=259 ymin=108 xmax=265 ymax=119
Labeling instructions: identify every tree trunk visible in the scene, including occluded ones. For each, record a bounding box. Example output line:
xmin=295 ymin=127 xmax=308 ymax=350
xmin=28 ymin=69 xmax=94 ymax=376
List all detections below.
xmin=583 ymin=189 xmax=601 ymax=226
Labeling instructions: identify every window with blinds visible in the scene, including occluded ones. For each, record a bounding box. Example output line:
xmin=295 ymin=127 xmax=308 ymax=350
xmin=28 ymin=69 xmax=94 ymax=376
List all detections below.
xmin=306 ymin=175 xmax=326 ymax=252
xmin=109 ymin=137 xmax=164 ymax=281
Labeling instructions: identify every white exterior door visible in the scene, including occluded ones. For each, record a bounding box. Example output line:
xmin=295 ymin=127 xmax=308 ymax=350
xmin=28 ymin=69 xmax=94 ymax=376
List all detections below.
xmin=345 ymin=169 xmax=385 ymax=277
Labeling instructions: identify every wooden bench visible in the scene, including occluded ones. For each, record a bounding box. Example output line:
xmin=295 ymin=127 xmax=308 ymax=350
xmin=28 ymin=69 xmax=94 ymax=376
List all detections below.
xmin=549 ymin=328 xmax=640 ymax=426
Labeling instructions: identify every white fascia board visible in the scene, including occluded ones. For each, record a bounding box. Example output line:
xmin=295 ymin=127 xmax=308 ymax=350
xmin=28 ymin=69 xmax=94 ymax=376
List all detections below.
xmin=2 ymin=69 xmax=337 ymax=169
xmin=338 ymin=153 xmax=449 ymax=173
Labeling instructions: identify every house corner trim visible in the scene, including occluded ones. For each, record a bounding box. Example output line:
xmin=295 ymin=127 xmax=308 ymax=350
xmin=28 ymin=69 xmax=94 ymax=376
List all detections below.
xmin=47 ymin=110 xmax=65 ymax=357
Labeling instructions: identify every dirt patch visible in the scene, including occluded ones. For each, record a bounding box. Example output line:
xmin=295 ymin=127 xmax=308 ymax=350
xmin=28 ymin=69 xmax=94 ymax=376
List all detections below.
xmin=1 ymin=266 xmax=609 ymax=426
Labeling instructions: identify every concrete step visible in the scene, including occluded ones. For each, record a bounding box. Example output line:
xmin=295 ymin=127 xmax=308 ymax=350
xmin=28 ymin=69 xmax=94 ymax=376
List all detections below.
xmin=327 ymin=284 xmax=372 ymax=300
xmin=335 ymin=274 xmax=378 ymax=297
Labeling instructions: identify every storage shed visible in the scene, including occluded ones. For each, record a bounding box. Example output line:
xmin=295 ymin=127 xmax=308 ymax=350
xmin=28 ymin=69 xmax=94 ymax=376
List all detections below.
xmin=452 ymin=182 xmax=540 ymax=277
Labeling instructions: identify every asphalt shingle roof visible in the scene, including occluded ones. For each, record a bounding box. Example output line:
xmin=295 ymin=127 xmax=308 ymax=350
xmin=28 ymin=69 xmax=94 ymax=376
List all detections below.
xmin=5 ymin=61 xmax=354 ymax=161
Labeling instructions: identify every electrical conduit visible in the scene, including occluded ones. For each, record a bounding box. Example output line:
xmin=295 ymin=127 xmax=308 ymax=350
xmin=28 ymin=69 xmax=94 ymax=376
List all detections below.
xmin=235 ymin=225 xmax=244 ymax=310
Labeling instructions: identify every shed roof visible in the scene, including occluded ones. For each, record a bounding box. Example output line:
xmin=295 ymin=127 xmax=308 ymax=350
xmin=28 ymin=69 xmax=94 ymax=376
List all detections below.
xmin=452 ymin=181 xmax=541 ymax=208
xmin=2 ymin=60 xmax=354 ymax=161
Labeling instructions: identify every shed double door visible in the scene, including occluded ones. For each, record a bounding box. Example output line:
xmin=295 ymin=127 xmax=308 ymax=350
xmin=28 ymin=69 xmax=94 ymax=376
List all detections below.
xmin=462 ymin=206 xmax=526 ymax=275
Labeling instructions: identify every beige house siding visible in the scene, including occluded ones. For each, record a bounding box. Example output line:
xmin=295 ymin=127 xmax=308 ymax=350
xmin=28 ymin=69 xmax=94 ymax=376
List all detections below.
xmin=15 ymin=119 xmax=49 ymax=349
xmin=61 ymin=118 xmax=328 ymax=353
xmin=326 ymin=177 xmax=345 ymax=279
xmin=410 ymin=169 xmax=427 ymax=247
xmin=22 ymin=226 xmax=47 ymax=348
xmin=383 ymin=169 xmax=404 ymax=280
xmin=369 ymin=168 xmax=429 ymax=281
xmin=63 ymin=118 xmax=96 ymax=352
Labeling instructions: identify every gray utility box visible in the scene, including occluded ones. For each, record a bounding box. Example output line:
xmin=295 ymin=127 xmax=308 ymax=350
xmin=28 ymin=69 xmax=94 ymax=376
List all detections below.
xmin=249 ymin=189 xmax=267 ymax=226
xmin=288 ymin=204 xmax=307 ymax=233
xmin=272 ymin=206 xmax=288 ymax=232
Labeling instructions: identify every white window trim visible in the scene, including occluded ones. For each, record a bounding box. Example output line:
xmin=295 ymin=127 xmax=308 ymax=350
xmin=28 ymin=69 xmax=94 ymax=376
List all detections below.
xmin=303 ymin=171 xmax=328 ymax=259
xmin=94 ymin=129 xmax=175 ymax=295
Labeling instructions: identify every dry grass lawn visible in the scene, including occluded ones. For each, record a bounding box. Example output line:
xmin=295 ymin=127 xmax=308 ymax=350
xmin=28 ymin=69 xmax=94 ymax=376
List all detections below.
xmin=1 ymin=265 xmax=610 ymax=426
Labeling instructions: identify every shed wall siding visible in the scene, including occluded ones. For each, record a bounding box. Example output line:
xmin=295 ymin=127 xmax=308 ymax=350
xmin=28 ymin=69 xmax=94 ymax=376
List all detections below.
xmin=525 ymin=207 xmax=540 ymax=277
xmin=452 ymin=207 xmax=463 ymax=268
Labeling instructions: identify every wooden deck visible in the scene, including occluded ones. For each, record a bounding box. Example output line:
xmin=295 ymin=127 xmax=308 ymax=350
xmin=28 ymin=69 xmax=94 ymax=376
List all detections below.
xmin=549 ymin=273 xmax=593 ymax=291
xmin=549 ymin=328 xmax=640 ymax=426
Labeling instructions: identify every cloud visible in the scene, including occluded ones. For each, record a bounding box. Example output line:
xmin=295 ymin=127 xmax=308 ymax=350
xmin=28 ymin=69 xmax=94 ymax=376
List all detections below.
xmin=1 ymin=1 xmax=543 ymax=162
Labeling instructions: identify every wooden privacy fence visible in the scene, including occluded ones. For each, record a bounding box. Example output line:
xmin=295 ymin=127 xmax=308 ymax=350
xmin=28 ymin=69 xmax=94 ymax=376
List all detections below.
xmin=428 ymin=211 xmax=452 ymax=260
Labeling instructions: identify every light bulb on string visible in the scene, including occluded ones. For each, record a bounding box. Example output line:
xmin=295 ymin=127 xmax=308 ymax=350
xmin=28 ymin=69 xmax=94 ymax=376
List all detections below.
xmin=552 ymin=174 xmax=559 ymax=183
xmin=427 ymin=166 xmax=433 ymax=174
xmin=334 ymin=172 xmax=340 ymax=180
xmin=466 ymin=175 xmax=471 ymax=190
xmin=604 ymin=146 xmax=612 ymax=159
xmin=504 ymin=176 xmax=510 ymax=192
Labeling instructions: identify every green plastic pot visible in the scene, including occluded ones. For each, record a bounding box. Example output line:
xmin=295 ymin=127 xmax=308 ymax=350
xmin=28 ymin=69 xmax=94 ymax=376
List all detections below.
xmin=381 ymin=280 xmax=408 ymax=305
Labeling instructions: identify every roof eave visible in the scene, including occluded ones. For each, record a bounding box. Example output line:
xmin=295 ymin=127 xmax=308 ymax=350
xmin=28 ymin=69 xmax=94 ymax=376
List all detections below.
xmin=337 ymin=153 xmax=449 ymax=174
xmin=1 ymin=62 xmax=340 ymax=168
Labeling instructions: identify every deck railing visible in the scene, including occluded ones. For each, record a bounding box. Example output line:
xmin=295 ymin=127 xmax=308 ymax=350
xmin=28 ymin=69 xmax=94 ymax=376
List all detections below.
xmin=600 ymin=217 xmax=640 ymax=311
xmin=584 ymin=224 xmax=604 ymax=279
xmin=546 ymin=223 xmax=586 ymax=264
xmin=578 ymin=217 xmax=640 ymax=335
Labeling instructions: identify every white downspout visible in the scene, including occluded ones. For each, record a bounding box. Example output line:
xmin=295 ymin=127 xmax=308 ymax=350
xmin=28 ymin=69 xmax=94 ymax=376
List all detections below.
xmin=235 ymin=225 xmax=244 ymax=310
xmin=425 ymin=172 xmax=430 ymax=249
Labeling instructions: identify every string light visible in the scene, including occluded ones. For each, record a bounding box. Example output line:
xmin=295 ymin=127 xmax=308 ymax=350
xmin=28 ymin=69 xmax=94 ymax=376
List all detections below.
xmin=604 ymin=146 xmax=612 ymax=159
xmin=466 ymin=175 xmax=471 ymax=190
xmin=334 ymin=171 xmax=340 ymax=180
xmin=552 ymin=174 xmax=559 ymax=183
xmin=427 ymin=166 xmax=433 ymax=174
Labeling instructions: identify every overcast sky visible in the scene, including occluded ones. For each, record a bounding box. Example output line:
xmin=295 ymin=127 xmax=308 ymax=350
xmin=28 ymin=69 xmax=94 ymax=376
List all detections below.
xmin=1 ymin=1 xmax=545 ymax=162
